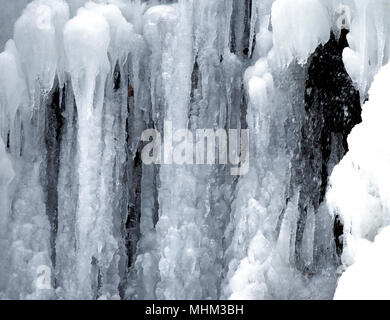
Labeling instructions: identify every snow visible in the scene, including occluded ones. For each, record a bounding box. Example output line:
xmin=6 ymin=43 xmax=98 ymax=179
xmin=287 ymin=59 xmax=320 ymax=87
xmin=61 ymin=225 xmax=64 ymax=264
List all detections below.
xmin=328 ymin=63 xmax=390 ymax=299
xmin=334 ymin=227 xmax=390 ymax=300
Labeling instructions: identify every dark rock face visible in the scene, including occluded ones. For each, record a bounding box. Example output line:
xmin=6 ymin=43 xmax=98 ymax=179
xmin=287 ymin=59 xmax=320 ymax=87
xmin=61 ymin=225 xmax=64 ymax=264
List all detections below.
xmin=294 ymin=30 xmax=362 ymax=272
xmin=44 ymin=79 xmax=65 ymax=270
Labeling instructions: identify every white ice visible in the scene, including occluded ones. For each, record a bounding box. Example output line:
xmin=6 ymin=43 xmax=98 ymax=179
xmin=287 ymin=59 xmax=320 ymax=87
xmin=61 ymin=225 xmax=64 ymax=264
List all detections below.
xmin=328 ymin=62 xmax=390 ymax=299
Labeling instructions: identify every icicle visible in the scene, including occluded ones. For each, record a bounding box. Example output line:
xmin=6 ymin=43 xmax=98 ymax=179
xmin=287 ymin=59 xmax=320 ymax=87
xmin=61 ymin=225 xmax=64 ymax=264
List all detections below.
xmin=142 ymin=1 xmax=197 ymax=299
xmin=338 ymin=0 xmax=390 ymax=98
xmin=84 ymin=2 xmax=135 ymax=69
xmin=64 ymin=6 xmax=112 ymax=299
xmin=270 ymin=0 xmax=331 ymax=67
xmin=0 ymin=138 xmax=14 ymax=294
xmin=0 ymin=40 xmax=27 ymax=139
xmin=13 ymin=0 xmax=69 ymax=94
xmin=3 ymin=0 xmax=390 ymax=301
xmin=248 ymin=0 xmax=259 ymax=58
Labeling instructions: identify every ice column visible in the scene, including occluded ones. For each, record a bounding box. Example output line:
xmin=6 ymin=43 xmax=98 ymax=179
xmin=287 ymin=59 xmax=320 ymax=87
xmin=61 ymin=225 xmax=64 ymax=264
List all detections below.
xmin=224 ymin=0 xmax=336 ymax=299
xmin=64 ymin=6 xmax=115 ymax=299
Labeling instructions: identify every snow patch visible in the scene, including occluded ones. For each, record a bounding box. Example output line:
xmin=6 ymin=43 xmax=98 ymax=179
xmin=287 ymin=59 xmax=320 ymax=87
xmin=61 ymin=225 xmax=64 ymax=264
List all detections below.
xmin=329 ymin=63 xmax=390 ymax=299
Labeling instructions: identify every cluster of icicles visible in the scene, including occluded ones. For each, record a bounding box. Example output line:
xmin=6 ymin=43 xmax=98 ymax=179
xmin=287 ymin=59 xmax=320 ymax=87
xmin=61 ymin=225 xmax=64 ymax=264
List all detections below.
xmin=0 ymin=0 xmax=390 ymax=299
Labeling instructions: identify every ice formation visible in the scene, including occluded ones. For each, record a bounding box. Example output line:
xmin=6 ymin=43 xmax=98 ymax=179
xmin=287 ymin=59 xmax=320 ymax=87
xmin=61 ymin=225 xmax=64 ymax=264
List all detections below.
xmin=0 ymin=0 xmax=389 ymax=300
xmin=270 ymin=0 xmax=331 ymax=66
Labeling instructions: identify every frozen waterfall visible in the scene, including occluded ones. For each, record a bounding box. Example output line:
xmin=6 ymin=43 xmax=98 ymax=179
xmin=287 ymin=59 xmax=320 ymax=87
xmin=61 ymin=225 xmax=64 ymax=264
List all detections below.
xmin=0 ymin=0 xmax=389 ymax=300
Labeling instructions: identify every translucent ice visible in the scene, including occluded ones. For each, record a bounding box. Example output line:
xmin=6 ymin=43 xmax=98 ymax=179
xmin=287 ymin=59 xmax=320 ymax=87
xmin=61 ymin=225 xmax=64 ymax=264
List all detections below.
xmin=330 ymin=0 xmax=390 ymax=97
xmin=0 ymin=40 xmax=27 ymax=135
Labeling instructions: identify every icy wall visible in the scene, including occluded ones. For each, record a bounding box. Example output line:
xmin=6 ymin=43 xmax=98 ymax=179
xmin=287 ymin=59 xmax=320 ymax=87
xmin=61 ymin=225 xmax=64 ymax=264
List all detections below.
xmin=0 ymin=0 xmax=389 ymax=300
